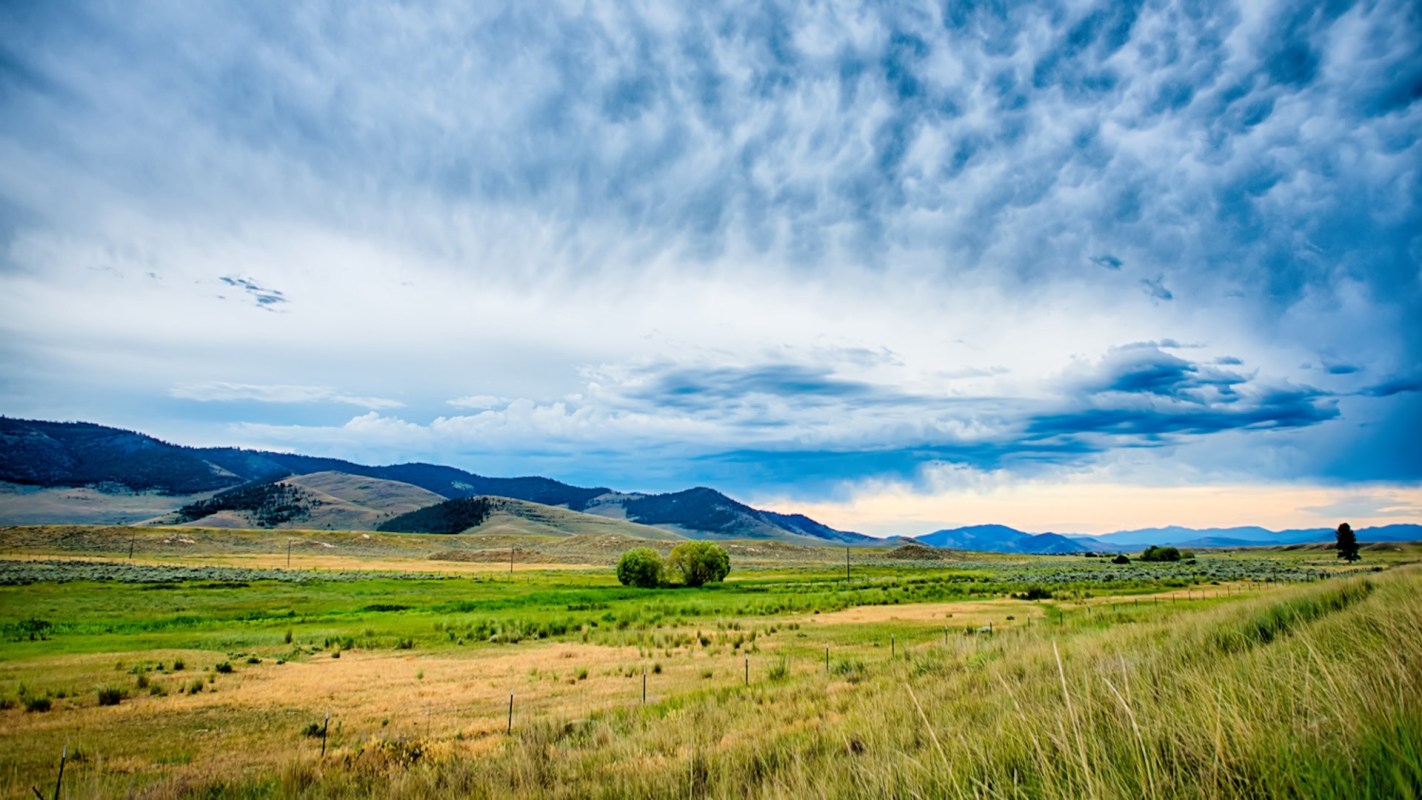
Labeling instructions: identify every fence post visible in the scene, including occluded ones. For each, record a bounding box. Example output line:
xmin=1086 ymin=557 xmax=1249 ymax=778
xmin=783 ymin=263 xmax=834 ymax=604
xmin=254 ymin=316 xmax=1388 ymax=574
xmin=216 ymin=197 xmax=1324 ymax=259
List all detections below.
xmin=51 ymin=743 xmax=67 ymax=800
xmin=744 ymin=655 xmax=749 ymax=686
xmin=320 ymin=711 xmax=330 ymax=757
xmin=642 ymin=669 xmax=647 ymax=705
xmin=825 ymin=645 xmax=829 ymax=674
xmin=507 ymin=693 xmax=514 ymax=734
xmin=891 ymin=635 xmax=895 ymax=659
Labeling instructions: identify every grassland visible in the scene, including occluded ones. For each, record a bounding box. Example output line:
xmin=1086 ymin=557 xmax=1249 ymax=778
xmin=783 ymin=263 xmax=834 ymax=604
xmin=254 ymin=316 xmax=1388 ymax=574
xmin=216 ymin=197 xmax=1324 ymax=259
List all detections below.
xmin=1 ymin=526 xmax=1418 ymax=798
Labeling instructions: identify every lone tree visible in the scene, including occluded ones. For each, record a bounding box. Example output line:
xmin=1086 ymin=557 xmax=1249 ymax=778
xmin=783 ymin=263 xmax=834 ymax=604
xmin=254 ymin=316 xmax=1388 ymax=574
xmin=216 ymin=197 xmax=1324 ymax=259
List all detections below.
xmin=615 ymin=547 xmax=665 ymax=588
xmin=668 ymin=541 xmax=731 ymax=587
xmin=1335 ymin=522 xmax=1361 ymax=562
xmin=1140 ymin=545 xmax=1181 ymax=563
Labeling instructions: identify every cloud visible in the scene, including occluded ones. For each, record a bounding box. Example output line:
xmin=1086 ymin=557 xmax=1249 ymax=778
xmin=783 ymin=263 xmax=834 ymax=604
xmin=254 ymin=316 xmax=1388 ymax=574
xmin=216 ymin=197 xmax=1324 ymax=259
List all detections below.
xmin=0 ymin=1 xmax=1418 ymax=515
xmin=171 ymin=382 xmax=402 ymax=410
xmin=218 ymin=276 xmax=287 ymax=309
xmin=1139 ymin=276 xmax=1173 ymax=302
xmin=447 ymin=395 xmax=511 ymax=410
xmin=1359 ymin=374 xmax=1422 ymax=398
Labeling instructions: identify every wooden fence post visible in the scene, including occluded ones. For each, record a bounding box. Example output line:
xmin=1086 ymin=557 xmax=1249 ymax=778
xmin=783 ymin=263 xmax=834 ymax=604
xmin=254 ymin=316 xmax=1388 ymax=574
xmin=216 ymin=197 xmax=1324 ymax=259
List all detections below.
xmin=320 ymin=711 xmax=330 ymax=757
xmin=507 ymin=693 xmax=514 ymax=734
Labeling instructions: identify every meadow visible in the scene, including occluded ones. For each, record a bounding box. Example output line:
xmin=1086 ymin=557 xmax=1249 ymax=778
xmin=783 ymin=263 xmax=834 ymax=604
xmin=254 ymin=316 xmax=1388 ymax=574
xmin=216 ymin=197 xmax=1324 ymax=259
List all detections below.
xmin=0 ymin=526 xmax=1417 ymax=798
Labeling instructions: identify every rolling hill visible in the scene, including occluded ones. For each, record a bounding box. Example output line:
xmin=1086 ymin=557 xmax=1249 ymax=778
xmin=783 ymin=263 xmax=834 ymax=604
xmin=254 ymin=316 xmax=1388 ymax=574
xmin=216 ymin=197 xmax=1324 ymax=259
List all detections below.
xmin=0 ymin=417 xmax=865 ymax=544
xmin=580 ymin=487 xmax=875 ymax=545
xmin=378 ymin=495 xmax=686 ymax=539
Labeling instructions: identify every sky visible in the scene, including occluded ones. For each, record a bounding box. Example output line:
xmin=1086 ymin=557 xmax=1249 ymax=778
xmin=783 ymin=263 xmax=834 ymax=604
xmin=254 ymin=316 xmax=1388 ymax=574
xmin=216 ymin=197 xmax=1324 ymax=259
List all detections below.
xmin=1 ymin=0 xmax=1419 ymax=535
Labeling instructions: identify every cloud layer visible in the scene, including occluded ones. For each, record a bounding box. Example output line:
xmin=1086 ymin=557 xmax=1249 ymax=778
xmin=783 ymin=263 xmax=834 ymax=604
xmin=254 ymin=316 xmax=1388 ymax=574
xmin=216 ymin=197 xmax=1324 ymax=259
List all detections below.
xmin=1 ymin=0 xmax=1418 ymax=528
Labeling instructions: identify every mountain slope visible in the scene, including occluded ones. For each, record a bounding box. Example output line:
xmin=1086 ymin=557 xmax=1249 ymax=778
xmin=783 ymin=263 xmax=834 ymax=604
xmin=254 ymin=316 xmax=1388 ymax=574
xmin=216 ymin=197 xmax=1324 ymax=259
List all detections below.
xmin=915 ymin=525 xmax=1090 ymax=554
xmin=0 ymin=417 xmax=868 ymax=544
xmin=0 ymin=418 xmax=238 ymax=493
xmin=378 ymin=495 xmax=686 ymax=539
xmin=588 ymin=487 xmax=876 ymax=545
xmin=0 ymin=418 xmax=609 ymax=507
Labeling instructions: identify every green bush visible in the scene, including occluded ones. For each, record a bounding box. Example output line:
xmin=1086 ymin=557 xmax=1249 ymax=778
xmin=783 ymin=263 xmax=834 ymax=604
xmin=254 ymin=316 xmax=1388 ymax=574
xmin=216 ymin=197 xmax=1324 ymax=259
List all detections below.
xmin=767 ymin=658 xmax=790 ymax=681
xmin=24 ymin=694 xmax=52 ymax=712
xmin=97 ymin=686 xmax=125 ymax=706
xmin=667 ymin=542 xmax=730 ymax=587
xmin=214 ymin=661 xmax=234 ymax=674
xmin=1141 ymin=545 xmax=1182 ymax=562
xmin=1111 ymin=554 xmax=1130 ymax=564
xmin=616 ymin=547 xmax=665 ymax=588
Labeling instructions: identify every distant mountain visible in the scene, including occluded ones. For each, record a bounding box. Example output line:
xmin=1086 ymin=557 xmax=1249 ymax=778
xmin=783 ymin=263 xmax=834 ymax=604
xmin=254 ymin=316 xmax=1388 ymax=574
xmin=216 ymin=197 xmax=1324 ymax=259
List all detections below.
xmin=914 ymin=522 xmax=1422 ymax=554
xmin=0 ymin=417 xmax=864 ymax=545
xmin=1077 ymin=524 xmax=1422 ymax=550
xmin=915 ymin=525 xmax=1089 ymax=554
xmin=0 ymin=418 xmax=608 ymax=507
xmin=583 ymin=487 xmax=875 ymax=545
xmin=0 ymin=418 xmax=239 ymax=494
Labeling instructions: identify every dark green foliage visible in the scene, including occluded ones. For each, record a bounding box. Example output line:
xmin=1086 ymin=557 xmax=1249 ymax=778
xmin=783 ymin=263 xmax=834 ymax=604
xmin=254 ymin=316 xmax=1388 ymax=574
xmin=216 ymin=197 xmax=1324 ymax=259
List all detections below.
xmin=24 ymin=694 xmax=52 ymax=712
xmin=302 ymin=721 xmax=325 ymax=737
xmin=376 ymin=497 xmax=493 ymax=534
xmin=616 ymin=548 xmax=665 ymax=588
xmin=1336 ymin=522 xmax=1361 ymax=562
xmin=97 ymin=686 xmax=125 ymax=706
xmin=1112 ymin=554 xmax=1130 ymax=565
xmin=624 ymin=488 xmax=760 ymax=532
xmin=175 ymin=480 xmax=312 ymax=527
xmin=214 ymin=661 xmax=233 ymax=674
xmin=0 ymin=417 xmax=610 ymax=505
xmin=0 ymin=417 xmax=243 ymax=493
xmin=1140 ymin=545 xmax=1182 ymax=562
xmin=668 ymin=541 xmax=731 ymax=587
xmin=1016 ymin=586 xmax=1053 ymax=600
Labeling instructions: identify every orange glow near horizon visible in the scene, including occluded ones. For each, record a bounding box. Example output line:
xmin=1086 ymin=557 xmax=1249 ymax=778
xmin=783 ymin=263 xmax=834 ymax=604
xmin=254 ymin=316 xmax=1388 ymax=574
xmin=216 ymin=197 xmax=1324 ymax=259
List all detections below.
xmin=757 ymin=482 xmax=1422 ymax=538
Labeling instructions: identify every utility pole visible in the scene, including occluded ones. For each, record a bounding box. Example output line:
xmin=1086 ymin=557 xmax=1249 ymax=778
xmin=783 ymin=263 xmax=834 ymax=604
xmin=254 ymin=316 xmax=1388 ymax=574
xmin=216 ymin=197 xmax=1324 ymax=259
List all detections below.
xmin=845 ymin=547 xmax=850 ymax=581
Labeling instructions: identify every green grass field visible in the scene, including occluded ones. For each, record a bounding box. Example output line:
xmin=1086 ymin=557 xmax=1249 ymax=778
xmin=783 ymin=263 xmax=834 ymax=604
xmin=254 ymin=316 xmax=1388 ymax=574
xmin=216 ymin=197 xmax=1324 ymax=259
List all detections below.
xmin=1 ymin=526 xmax=1418 ymax=798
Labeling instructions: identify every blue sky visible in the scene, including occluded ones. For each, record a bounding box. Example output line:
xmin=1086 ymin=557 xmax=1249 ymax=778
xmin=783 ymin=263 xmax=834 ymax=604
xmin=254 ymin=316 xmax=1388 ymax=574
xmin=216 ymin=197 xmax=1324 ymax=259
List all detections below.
xmin=1 ymin=1 xmax=1419 ymax=533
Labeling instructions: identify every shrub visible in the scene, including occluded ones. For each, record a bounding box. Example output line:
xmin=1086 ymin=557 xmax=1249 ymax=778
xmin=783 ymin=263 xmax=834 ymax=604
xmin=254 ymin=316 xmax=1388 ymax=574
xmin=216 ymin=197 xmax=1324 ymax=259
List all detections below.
xmin=616 ymin=548 xmax=665 ymax=588
xmin=767 ymin=658 xmax=790 ymax=681
xmin=187 ymin=678 xmax=205 ymax=695
xmin=1141 ymin=545 xmax=1181 ymax=562
xmin=667 ymin=542 xmax=731 ymax=587
xmin=1112 ymin=554 xmax=1130 ymax=565
xmin=24 ymin=694 xmax=52 ymax=713
xmin=1017 ymin=586 xmax=1052 ymax=600
xmin=214 ymin=661 xmax=233 ymax=674
xmin=97 ymin=686 xmax=125 ymax=706
xmin=172 ymin=659 xmax=185 ymax=671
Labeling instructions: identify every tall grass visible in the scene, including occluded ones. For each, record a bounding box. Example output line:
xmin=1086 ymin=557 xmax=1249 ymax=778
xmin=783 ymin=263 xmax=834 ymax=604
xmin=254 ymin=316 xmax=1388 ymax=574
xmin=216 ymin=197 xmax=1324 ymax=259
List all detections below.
xmin=111 ymin=567 xmax=1421 ymax=799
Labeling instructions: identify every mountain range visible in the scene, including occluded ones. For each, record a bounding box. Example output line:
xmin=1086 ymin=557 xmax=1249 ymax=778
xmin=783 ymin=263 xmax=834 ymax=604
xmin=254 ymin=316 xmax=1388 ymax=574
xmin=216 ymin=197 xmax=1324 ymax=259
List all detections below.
xmin=2 ymin=417 xmax=1417 ymax=551
xmin=913 ymin=522 xmax=1422 ymax=554
xmin=0 ymin=417 xmax=874 ymax=544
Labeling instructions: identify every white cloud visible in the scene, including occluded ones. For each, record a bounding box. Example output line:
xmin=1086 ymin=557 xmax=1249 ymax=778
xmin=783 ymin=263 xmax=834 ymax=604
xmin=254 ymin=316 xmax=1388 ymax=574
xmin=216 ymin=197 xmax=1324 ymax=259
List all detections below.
xmin=170 ymin=382 xmax=403 ymax=410
xmin=0 ymin=0 xmax=1417 ymax=522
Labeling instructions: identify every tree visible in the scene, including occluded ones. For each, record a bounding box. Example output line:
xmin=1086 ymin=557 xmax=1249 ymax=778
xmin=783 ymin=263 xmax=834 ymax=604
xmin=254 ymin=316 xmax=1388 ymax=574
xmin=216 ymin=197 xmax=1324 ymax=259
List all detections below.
xmin=616 ymin=547 xmax=664 ymax=588
xmin=1111 ymin=554 xmax=1130 ymax=565
xmin=667 ymin=541 xmax=731 ymax=587
xmin=1335 ymin=522 xmax=1361 ymax=562
xmin=1140 ymin=545 xmax=1181 ymax=563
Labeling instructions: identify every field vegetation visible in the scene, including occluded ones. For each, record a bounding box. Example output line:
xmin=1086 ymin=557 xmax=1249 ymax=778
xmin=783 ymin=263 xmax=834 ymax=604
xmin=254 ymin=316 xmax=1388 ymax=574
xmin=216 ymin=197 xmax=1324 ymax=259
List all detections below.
xmin=0 ymin=526 xmax=1417 ymax=798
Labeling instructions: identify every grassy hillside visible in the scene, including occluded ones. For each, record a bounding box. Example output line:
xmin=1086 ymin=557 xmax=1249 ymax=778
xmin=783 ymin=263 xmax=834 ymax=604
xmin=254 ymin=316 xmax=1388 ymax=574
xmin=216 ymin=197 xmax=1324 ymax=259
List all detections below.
xmin=380 ymin=496 xmax=688 ymax=540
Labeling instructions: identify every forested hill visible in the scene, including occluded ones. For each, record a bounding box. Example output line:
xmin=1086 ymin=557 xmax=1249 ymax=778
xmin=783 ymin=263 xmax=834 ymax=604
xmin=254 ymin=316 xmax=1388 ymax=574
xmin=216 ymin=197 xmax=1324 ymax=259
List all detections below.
xmin=0 ymin=417 xmax=606 ymax=506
